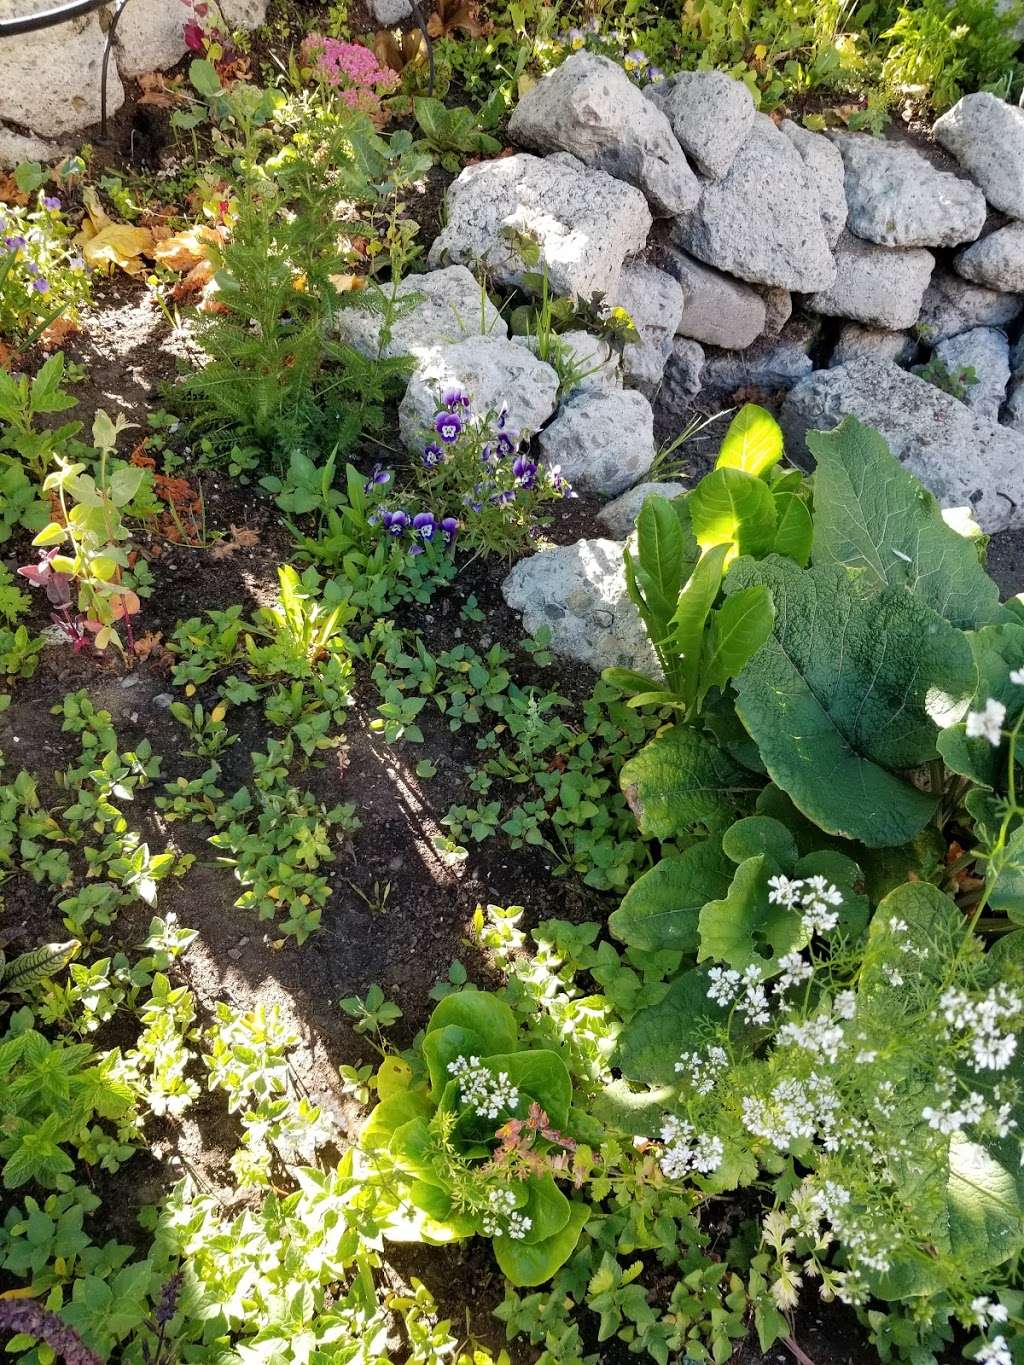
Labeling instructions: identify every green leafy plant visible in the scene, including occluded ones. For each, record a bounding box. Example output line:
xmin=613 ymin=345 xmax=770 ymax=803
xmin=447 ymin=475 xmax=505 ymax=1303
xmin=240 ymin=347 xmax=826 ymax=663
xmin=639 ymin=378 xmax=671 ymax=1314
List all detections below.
xmin=412 ymin=96 xmax=502 ymax=170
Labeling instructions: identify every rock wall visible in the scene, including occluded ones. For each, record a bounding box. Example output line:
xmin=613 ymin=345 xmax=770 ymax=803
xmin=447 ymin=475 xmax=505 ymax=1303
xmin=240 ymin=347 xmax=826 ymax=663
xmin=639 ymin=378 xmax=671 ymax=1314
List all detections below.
xmin=0 ymin=0 xmax=268 ymax=158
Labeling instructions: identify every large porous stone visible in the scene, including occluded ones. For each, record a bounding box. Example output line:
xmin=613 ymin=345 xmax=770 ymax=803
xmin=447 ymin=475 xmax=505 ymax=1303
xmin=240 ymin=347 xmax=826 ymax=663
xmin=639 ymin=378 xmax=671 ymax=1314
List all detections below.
xmin=956 ymin=223 xmax=1024 ymax=293
xmin=508 ymin=52 xmax=700 ymax=216
xmin=672 ymin=115 xmax=836 ymax=292
xmin=502 ymin=538 xmax=659 ymax=675
xmin=805 ymin=231 xmax=934 ymax=330
xmin=538 ymin=389 xmax=655 ymax=495
xmin=781 ymin=358 xmax=1024 ymax=531
xmin=370 ymin=0 xmax=413 ymax=21
xmin=658 ymin=338 xmax=706 ymax=417
xmin=780 ymin=119 xmax=848 ymax=248
xmin=651 ymin=245 xmax=766 ymax=349
xmin=598 ymin=481 xmax=687 ymax=537
xmin=933 ymin=326 xmax=1011 ymax=422
xmin=644 ymin=70 xmax=754 ymax=180
xmin=398 ymin=335 xmax=559 ymax=449
xmin=513 ymin=329 xmax=621 ymax=394
xmin=114 ymin=0 xmax=188 ymax=78
xmin=700 ymin=320 xmax=818 ymax=397
xmin=0 ymin=125 xmax=62 ymax=170
xmin=221 ymin=0 xmax=270 ymax=23
xmin=615 ymin=263 xmax=686 ymax=396
xmin=918 ymin=269 xmax=1024 ymax=342
xmin=428 ymin=153 xmax=651 ymax=300
xmin=830 ymin=324 xmax=916 ymax=368
xmin=336 ymin=266 xmax=505 ymax=361
xmin=828 ymin=132 xmax=986 ymax=248
xmin=934 ymin=93 xmax=1024 ymax=220
xmin=0 ymin=13 xmax=125 ymax=138
xmin=1003 ymin=342 xmax=1024 ymax=433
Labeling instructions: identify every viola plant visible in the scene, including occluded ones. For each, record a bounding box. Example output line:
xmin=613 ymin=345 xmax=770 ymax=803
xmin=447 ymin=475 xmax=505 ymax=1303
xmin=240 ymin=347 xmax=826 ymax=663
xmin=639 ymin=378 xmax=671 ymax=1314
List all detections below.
xmin=0 ymin=187 xmax=91 ymax=348
xmin=359 ymin=989 xmax=590 ymax=1285
xmin=375 ymin=388 xmax=574 ymax=561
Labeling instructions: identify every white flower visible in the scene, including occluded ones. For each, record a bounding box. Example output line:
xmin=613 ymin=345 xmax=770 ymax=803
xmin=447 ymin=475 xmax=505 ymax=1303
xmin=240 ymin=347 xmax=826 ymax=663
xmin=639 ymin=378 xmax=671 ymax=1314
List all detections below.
xmin=447 ymin=1055 xmax=520 ymax=1120
xmin=768 ymin=875 xmax=804 ymax=907
xmin=707 ymin=966 xmax=741 ymax=1007
xmin=659 ymin=1115 xmax=723 ymax=1178
xmin=835 ymin=990 xmax=857 ymax=1020
xmin=1011 ymin=667 xmax=1024 ymax=685
xmin=738 ymin=963 xmax=771 ymax=1025
xmin=742 ymin=1072 xmax=840 ymax=1152
xmin=777 ymin=951 xmax=813 ymax=993
xmin=675 ymin=1044 xmax=728 ymax=1095
xmin=977 ymin=1336 xmax=1012 ymax=1365
xmin=778 ymin=1011 xmax=846 ymax=1063
xmin=797 ymin=877 xmax=844 ymax=936
xmin=965 ymin=697 xmax=1007 ymax=746
xmin=972 ymin=1297 xmax=1010 ymax=1328
xmin=922 ymin=1090 xmax=986 ymax=1134
xmin=480 ymin=1186 xmax=533 ymax=1240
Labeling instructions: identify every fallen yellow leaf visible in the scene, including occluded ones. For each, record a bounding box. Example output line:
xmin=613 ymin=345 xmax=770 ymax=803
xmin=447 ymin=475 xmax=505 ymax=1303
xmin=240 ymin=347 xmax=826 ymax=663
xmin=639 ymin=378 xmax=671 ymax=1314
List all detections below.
xmin=152 ymin=224 xmax=222 ymax=272
xmin=82 ymin=223 xmax=155 ymax=276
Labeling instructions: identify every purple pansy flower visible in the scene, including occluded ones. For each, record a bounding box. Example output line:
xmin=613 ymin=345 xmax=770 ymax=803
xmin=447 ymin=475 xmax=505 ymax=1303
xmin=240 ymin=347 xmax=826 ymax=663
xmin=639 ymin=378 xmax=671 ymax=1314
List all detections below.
xmin=408 ymin=542 xmax=425 ymax=556
xmin=412 ymin=511 xmax=437 ymax=541
xmin=4 ymin=235 xmax=26 ymax=251
xmin=441 ymin=516 xmax=459 ymax=545
xmin=435 ymin=410 xmax=463 ymax=443
xmin=442 ymin=388 xmax=471 ymax=411
xmin=422 ymin=443 xmax=444 ymax=468
xmin=42 ymin=196 xmax=61 ymax=211
xmin=32 ymin=278 xmax=49 ymax=293
xmin=529 ymin=524 xmax=542 ymax=539
xmin=480 ymin=443 xmax=497 ymax=464
xmin=491 ymin=489 xmax=515 ymax=507
xmin=496 ymin=404 xmax=508 ymax=430
xmin=496 ymin=431 xmax=516 ymax=457
xmin=381 ymin=509 xmax=410 ymax=536
xmin=512 ymin=454 xmax=537 ymax=488
xmin=363 ymin=463 xmax=391 ymax=493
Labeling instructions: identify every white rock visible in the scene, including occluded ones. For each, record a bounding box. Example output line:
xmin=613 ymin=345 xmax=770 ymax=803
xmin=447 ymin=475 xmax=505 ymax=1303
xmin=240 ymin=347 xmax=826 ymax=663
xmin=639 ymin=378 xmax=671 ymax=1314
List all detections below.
xmin=0 ymin=125 xmax=62 ymax=170
xmin=934 ymin=93 xmax=1024 ymax=220
xmin=828 ymin=132 xmax=986 ymax=248
xmin=918 ymin=269 xmax=1024 ymax=343
xmin=614 ymin=263 xmax=685 ymax=397
xmin=672 ymin=116 xmax=836 ymax=292
xmin=398 ymin=335 xmax=559 ymax=450
xmin=779 ymin=119 xmax=848 ymax=248
xmin=598 ymin=481 xmax=687 ymax=537
xmin=221 ymin=0 xmax=270 ymax=24
xmin=645 ymin=70 xmax=755 ymax=180
xmin=658 ymin=338 xmax=706 ymax=418
xmin=513 ymin=329 xmax=621 ymax=394
xmin=0 ymin=13 xmax=125 ymax=138
xmin=829 ymin=324 xmax=916 ymax=368
xmin=336 ymin=266 xmax=505 ymax=360
xmin=781 ymin=357 xmax=1024 ymax=531
xmin=114 ymin=0 xmax=188 ymax=78
xmin=428 ymin=152 xmax=652 ymax=301
xmin=369 ymin=0 xmax=413 ymax=22
xmin=502 ymin=538 xmax=659 ymax=675
xmin=805 ymin=231 xmax=934 ymax=330
xmin=700 ymin=321 xmax=818 ymax=397
xmin=933 ymin=326 xmax=1011 ymax=422
xmin=956 ymin=222 xmax=1024 ymax=293
xmin=508 ymin=52 xmax=700 ymax=216
xmin=538 ymin=389 xmax=655 ymax=495
xmin=651 ymin=244 xmax=766 ymax=349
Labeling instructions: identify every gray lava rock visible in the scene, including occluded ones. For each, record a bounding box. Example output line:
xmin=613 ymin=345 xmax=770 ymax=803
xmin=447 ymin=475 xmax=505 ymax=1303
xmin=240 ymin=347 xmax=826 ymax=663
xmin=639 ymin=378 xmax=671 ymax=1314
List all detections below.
xmin=701 ymin=320 xmax=818 ymax=397
xmin=0 ymin=12 xmax=125 ymax=138
xmin=615 ymin=263 xmax=686 ymax=396
xmin=658 ymin=338 xmax=706 ymax=417
xmin=805 ymin=231 xmax=934 ymax=330
xmin=370 ymin=0 xmax=413 ymax=21
xmin=1003 ymin=341 xmax=1024 ymax=433
xmin=645 ymin=70 xmax=755 ymax=180
xmin=508 ymin=52 xmax=701 ymax=216
xmin=780 ymin=119 xmax=848 ymax=248
xmin=336 ymin=266 xmax=505 ymax=360
xmin=918 ymin=269 xmax=1024 ymax=343
xmin=829 ymin=132 xmax=986 ymax=248
xmin=651 ymin=245 xmax=767 ymax=349
xmin=538 ymin=389 xmax=656 ymax=494
xmin=672 ymin=116 xmax=836 ymax=292
xmin=598 ymin=481 xmax=687 ymax=537
xmin=934 ymin=93 xmax=1024 ymax=220
xmin=114 ymin=0 xmax=189 ymax=77
xmin=755 ymin=286 xmax=793 ymax=338
xmin=829 ymin=324 xmax=916 ymax=368
xmin=502 ymin=538 xmax=659 ymax=676
xmin=781 ymin=357 xmax=1024 ymax=531
xmin=933 ymin=326 xmax=1011 ymax=422
xmin=956 ymin=222 xmax=1024 ymax=293
xmin=399 ymin=335 xmax=559 ymax=449
xmin=428 ymin=153 xmax=652 ymax=300
xmin=0 ymin=125 xmax=62 ymax=170
xmin=513 ymin=329 xmax=621 ymax=394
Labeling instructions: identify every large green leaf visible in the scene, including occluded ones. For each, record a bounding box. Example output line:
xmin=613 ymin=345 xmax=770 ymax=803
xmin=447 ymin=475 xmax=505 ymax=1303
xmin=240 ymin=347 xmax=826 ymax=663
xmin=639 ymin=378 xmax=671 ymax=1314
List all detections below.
xmin=612 ymin=970 xmax=729 ymax=1084
xmin=609 ymin=841 xmax=734 ymax=952
xmin=426 ymin=990 xmax=518 ymax=1055
xmin=486 ymin=1050 xmax=572 ymax=1130
xmin=715 ymin=403 xmax=783 ymax=477
xmin=688 ymin=468 xmax=777 ymax=563
xmin=937 ymin=622 xmax=1024 ymax=787
xmin=663 ymin=543 xmax=728 ymax=703
xmin=697 ymin=584 xmax=774 ymax=706
xmin=635 ymin=495 xmax=692 ymax=629
xmin=729 ymin=556 xmax=976 ymax=847
xmin=619 ymin=725 xmax=761 ymax=839
xmin=808 ymin=416 xmax=1006 ymax=630
xmin=945 ymin=1133 xmax=1024 ymax=1272
xmin=697 ymin=855 xmax=806 ymax=971
xmin=773 ymin=491 xmax=812 ymax=566
xmin=493 ymin=1200 xmax=590 ymax=1286
xmin=859 ymin=882 xmax=961 ymax=993
xmin=517 ymin=1174 xmax=571 ymax=1244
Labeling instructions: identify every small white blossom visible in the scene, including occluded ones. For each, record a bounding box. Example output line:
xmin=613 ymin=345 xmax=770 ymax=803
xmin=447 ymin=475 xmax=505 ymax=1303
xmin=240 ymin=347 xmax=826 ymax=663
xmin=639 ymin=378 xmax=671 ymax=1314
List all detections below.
xmin=778 ymin=1011 xmax=846 ymax=1063
xmin=675 ymin=1044 xmax=728 ymax=1095
xmin=922 ymin=1091 xmax=986 ymax=1134
xmin=659 ymin=1115 xmax=723 ymax=1178
xmin=965 ymin=697 xmax=1007 ymax=746
xmin=448 ymin=1055 xmax=520 ymax=1120
xmin=977 ymin=1336 xmax=1012 ymax=1365
xmin=971 ymin=1297 xmax=1010 ymax=1328
xmin=738 ymin=963 xmax=771 ymax=1025
xmin=835 ymin=990 xmax=857 ymax=1020
xmin=707 ymin=966 xmax=741 ymax=1007
xmin=777 ymin=951 xmax=813 ymax=993
xmin=480 ymin=1187 xmax=533 ymax=1240
xmin=768 ymin=875 xmax=804 ymax=907
xmin=1011 ymin=667 xmax=1024 ymax=685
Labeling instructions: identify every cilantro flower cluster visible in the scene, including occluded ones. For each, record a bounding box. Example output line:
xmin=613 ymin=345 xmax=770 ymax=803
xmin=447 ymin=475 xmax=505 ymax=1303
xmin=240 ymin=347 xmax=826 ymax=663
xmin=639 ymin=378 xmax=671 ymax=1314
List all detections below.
xmin=939 ymin=983 xmax=1022 ymax=1072
xmin=480 ymin=1186 xmax=532 ymax=1240
xmin=706 ymin=963 xmax=770 ymax=1023
xmin=447 ymin=1054 xmax=520 ymax=1121
xmin=768 ymin=874 xmax=844 ymax=935
xmin=658 ymin=1115 xmax=723 ymax=1178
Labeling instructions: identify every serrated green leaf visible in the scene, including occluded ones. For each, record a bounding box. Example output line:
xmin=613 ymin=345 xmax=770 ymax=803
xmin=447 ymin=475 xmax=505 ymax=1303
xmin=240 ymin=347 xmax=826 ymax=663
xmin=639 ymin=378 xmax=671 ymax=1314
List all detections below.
xmin=619 ymin=725 xmax=760 ymax=839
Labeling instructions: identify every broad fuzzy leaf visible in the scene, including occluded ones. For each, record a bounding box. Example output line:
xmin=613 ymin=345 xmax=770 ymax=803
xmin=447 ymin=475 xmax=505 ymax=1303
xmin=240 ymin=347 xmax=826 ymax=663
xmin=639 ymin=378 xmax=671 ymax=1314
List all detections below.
xmin=729 ymin=556 xmax=976 ymax=847
xmin=612 ymin=971 xmax=729 ymax=1084
xmin=609 ymin=841 xmax=734 ymax=952
xmin=697 ymin=855 xmax=807 ymax=971
xmin=619 ymin=725 xmax=761 ymax=839
xmin=808 ymin=416 xmax=1006 ymax=629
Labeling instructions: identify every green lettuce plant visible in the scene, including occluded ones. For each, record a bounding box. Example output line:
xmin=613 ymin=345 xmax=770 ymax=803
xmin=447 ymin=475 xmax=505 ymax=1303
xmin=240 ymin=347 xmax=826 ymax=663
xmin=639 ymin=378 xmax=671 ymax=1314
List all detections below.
xmin=359 ymin=988 xmax=589 ymax=1286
